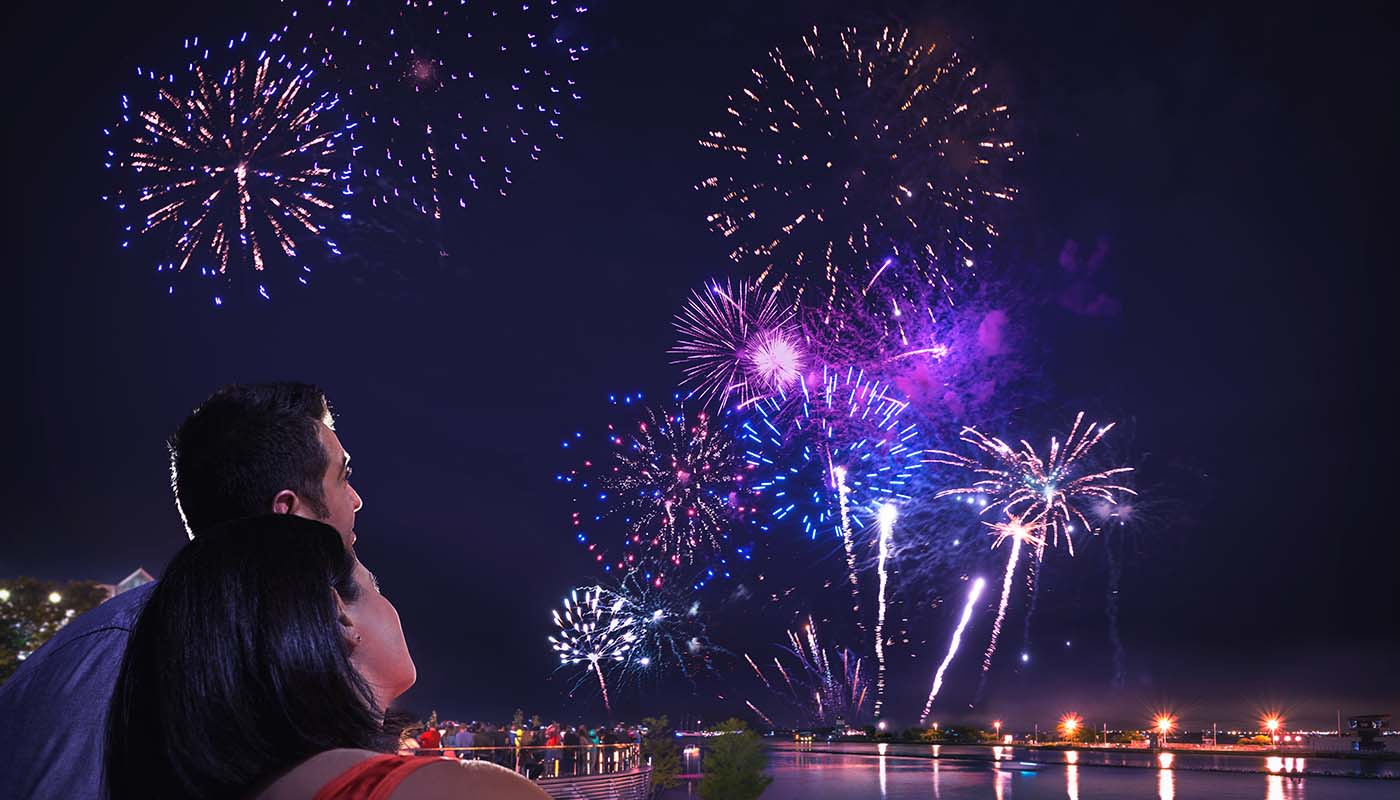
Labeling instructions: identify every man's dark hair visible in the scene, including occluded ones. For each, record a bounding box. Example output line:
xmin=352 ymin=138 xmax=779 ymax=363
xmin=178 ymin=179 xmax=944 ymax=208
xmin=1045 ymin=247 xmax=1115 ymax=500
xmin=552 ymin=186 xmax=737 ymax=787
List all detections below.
xmin=106 ymin=515 xmax=393 ymax=799
xmin=169 ymin=382 xmax=332 ymax=534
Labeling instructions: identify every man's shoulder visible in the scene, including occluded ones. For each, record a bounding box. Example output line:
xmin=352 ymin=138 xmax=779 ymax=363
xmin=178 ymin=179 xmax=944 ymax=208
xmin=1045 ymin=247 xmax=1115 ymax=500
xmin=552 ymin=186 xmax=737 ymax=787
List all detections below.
xmin=0 ymin=581 xmax=155 ymax=798
xmin=0 ymin=582 xmax=154 ymax=700
xmin=33 ymin=582 xmax=152 ymax=658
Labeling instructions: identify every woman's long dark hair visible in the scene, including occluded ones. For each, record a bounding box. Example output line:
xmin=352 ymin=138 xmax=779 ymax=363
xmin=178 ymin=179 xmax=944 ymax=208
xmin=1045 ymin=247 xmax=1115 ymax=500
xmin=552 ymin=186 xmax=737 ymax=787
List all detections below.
xmin=106 ymin=515 xmax=393 ymax=799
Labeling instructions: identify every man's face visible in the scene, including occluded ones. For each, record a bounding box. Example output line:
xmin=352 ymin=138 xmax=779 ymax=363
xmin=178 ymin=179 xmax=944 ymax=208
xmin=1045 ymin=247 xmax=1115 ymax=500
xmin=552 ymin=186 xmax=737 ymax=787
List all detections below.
xmin=308 ymin=421 xmax=363 ymax=547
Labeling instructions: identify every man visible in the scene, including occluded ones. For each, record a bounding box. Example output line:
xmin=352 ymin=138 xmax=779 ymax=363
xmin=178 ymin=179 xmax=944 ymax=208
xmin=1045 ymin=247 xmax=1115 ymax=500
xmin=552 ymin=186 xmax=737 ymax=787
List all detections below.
xmin=0 ymin=383 xmax=364 ymax=799
xmin=419 ymin=723 xmax=442 ymax=753
xmin=453 ymin=723 xmax=476 ymax=751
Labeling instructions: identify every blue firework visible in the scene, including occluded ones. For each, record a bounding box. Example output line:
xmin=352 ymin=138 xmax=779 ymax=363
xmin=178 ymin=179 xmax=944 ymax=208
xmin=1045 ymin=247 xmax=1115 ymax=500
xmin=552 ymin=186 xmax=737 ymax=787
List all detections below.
xmin=736 ymin=367 xmax=923 ymax=543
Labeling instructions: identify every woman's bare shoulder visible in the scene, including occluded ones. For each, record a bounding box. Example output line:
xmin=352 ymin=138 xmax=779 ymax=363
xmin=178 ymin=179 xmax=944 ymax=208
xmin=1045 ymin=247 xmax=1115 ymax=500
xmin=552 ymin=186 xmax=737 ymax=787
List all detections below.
xmin=390 ymin=759 xmax=553 ymax=800
xmin=255 ymin=748 xmax=382 ymax=800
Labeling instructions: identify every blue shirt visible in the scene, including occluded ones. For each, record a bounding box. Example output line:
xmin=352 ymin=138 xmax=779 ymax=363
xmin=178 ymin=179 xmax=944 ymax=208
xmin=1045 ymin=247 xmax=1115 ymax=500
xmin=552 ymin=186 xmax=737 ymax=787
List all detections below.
xmin=0 ymin=582 xmax=154 ymax=799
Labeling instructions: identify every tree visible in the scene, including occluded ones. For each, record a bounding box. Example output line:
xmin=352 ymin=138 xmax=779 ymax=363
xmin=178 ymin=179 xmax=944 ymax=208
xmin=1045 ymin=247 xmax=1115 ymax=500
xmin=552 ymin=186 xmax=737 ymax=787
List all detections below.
xmin=0 ymin=577 xmax=109 ymax=684
xmin=1064 ymin=725 xmax=1096 ymax=744
xmin=699 ymin=718 xmax=772 ymax=800
xmin=1238 ymin=735 xmax=1272 ymax=746
xmin=641 ymin=715 xmax=680 ymax=795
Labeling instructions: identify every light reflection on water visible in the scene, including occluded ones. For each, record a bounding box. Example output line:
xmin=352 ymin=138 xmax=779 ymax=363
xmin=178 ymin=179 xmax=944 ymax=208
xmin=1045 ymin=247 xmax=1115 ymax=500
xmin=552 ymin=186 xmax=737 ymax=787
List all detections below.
xmin=747 ymin=745 xmax=1400 ymax=800
xmin=1159 ymin=763 xmax=1175 ymax=800
xmin=764 ymin=741 xmax=1396 ymax=778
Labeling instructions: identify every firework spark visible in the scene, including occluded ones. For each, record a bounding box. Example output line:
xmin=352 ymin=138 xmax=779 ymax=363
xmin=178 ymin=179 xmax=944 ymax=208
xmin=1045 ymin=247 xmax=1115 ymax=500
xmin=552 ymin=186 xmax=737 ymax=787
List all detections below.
xmin=559 ymin=393 xmax=764 ymax=590
xmin=698 ymin=25 xmax=1018 ymax=318
xmin=548 ymin=586 xmax=636 ymax=714
xmin=745 ymin=700 xmax=776 ymax=728
xmin=283 ymin=0 xmax=590 ymax=220
xmin=106 ymin=35 xmax=350 ymax=301
xmin=927 ymin=412 xmax=1136 ymax=557
xmin=919 ymin=576 xmax=986 ymax=723
xmin=873 ymin=502 xmax=896 ymax=720
xmin=744 ymin=653 xmax=773 ymax=689
xmin=980 ymin=513 xmax=1045 ymax=677
xmin=671 ymin=279 xmax=805 ymax=410
xmin=755 ymin=617 xmax=869 ymax=727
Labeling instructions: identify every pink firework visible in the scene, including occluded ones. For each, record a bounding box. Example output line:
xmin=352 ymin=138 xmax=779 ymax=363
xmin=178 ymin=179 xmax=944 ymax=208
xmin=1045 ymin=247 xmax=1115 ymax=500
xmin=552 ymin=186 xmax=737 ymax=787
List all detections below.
xmin=671 ymin=279 xmax=806 ymax=410
xmin=927 ymin=412 xmax=1136 ymax=557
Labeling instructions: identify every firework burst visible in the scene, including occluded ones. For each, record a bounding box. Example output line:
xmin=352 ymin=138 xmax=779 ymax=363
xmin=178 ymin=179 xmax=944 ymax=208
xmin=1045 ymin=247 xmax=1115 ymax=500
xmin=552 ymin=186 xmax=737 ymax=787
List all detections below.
xmin=559 ymin=393 xmax=765 ymax=590
xmin=738 ymin=369 xmax=922 ymax=625
xmin=926 ymin=412 xmax=1136 ymax=557
xmin=755 ymin=616 xmax=869 ymax=727
xmin=802 ymin=264 xmax=1037 ymax=427
xmin=737 ymin=367 xmax=923 ymax=541
xmin=106 ymin=35 xmax=351 ymax=302
xmin=671 ymin=279 xmax=806 ymax=410
xmin=698 ymin=25 xmax=1018 ymax=319
xmin=283 ymin=0 xmax=589 ymax=220
xmin=596 ymin=572 xmax=715 ymax=683
xmin=548 ymin=586 xmax=636 ymax=714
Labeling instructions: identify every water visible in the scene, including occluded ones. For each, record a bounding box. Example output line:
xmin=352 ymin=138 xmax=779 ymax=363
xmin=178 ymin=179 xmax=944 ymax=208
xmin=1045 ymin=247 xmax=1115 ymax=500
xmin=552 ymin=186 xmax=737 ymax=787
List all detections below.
xmin=752 ymin=746 xmax=1400 ymax=799
xmin=784 ymin=742 xmax=1400 ymax=779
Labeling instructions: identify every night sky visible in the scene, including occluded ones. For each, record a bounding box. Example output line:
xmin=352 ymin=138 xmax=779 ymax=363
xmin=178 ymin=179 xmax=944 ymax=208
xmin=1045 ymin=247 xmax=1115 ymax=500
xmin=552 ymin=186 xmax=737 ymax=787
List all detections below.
xmin=6 ymin=0 xmax=1394 ymax=732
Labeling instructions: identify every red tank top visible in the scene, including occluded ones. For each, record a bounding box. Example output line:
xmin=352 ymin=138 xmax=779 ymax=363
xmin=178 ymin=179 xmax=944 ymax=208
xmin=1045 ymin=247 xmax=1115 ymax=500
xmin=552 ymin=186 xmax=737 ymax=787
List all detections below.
xmin=312 ymin=754 xmax=442 ymax=800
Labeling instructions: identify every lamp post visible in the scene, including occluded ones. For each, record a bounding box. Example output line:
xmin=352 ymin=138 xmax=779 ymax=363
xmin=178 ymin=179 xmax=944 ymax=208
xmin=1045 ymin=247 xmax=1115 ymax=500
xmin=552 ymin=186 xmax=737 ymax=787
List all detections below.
xmin=1264 ymin=716 xmax=1282 ymax=746
xmin=1060 ymin=714 xmax=1081 ymax=743
xmin=1155 ymin=715 xmax=1175 ymax=749
xmin=993 ymin=720 xmax=1002 ymax=742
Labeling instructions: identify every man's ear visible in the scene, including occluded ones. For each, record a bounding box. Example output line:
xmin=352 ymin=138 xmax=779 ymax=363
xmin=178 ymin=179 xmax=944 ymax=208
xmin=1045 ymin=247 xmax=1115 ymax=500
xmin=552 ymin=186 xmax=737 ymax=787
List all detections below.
xmin=271 ymin=489 xmax=299 ymax=516
xmin=334 ymin=590 xmax=359 ymax=650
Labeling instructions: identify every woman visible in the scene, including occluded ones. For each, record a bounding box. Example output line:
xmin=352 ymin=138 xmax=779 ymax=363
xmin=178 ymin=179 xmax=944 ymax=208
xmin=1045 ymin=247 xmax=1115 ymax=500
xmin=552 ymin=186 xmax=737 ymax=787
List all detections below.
xmin=106 ymin=515 xmax=548 ymax=799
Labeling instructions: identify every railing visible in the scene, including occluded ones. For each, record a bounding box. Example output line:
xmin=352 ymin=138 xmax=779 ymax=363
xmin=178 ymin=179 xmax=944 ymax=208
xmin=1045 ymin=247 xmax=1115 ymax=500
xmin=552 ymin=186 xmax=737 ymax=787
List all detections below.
xmin=536 ymin=765 xmax=652 ymax=800
xmin=409 ymin=743 xmax=643 ymax=780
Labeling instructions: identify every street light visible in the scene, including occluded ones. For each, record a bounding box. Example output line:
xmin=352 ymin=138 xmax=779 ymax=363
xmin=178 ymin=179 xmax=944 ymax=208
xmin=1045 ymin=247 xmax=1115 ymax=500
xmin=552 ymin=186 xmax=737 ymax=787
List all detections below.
xmin=0 ymin=588 xmax=10 ymax=602
xmin=993 ymin=720 xmax=1003 ymax=741
xmin=48 ymin=592 xmax=62 ymax=604
xmin=1263 ymin=715 xmax=1282 ymax=745
xmin=1155 ymin=715 xmax=1176 ymax=747
xmin=1060 ymin=714 xmax=1082 ymax=742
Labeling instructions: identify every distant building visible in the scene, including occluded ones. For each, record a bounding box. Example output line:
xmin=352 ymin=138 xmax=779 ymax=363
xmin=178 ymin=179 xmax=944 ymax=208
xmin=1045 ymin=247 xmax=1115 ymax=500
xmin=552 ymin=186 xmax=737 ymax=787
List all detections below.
xmin=1350 ymin=715 xmax=1391 ymax=752
xmin=98 ymin=568 xmax=154 ymax=599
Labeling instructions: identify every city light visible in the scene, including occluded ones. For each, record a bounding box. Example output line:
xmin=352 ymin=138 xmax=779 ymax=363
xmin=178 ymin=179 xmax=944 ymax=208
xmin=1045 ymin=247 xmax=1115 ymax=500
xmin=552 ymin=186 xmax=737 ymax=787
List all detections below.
xmin=47 ymin=592 xmax=61 ymax=604
xmin=0 ymin=588 xmax=9 ymax=601
xmin=1155 ymin=714 xmax=1176 ymax=738
xmin=1060 ymin=713 xmax=1082 ymax=740
xmin=1263 ymin=714 xmax=1283 ymax=744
